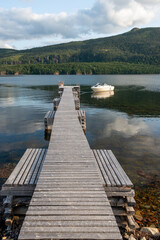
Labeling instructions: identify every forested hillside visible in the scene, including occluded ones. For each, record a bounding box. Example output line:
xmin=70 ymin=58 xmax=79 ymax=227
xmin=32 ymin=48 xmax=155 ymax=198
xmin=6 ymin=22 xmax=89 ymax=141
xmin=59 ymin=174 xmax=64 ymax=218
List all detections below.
xmin=0 ymin=27 xmax=160 ymax=74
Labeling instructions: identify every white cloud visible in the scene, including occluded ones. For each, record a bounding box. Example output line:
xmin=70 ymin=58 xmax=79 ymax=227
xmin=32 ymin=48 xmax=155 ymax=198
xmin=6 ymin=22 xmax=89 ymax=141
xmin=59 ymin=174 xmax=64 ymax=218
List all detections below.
xmin=0 ymin=40 xmax=14 ymax=49
xmin=136 ymin=0 xmax=160 ymax=4
xmin=107 ymin=1 xmax=154 ymax=27
xmin=0 ymin=0 xmax=160 ymax=48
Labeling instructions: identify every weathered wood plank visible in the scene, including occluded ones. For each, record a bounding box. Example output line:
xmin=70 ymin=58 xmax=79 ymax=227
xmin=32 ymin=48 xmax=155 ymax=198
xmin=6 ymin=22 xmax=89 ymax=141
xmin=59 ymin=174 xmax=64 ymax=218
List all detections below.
xmin=19 ymin=149 xmax=39 ymax=185
xmin=19 ymin=226 xmax=120 ymax=233
xmin=5 ymin=149 xmax=32 ymax=186
xmin=28 ymin=206 xmax=112 ymax=211
xmin=93 ymin=150 xmax=111 ymax=186
xmin=36 ymin=183 xmax=101 ymax=187
xmin=100 ymin=150 xmax=122 ymax=186
xmin=23 ymin=220 xmax=117 ymax=227
xmin=0 ymin=190 xmax=33 ymax=196
xmin=26 ymin=210 xmax=113 ymax=216
xmin=30 ymin=149 xmax=46 ymax=185
xmin=105 ymin=186 xmax=131 ymax=192
xmin=19 ymin=86 xmax=122 ymax=240
xmin=30 ymin=201 xmax=110 ymax=206
xmin=25 ymin=149 xmax=43 ymax=185
xmin=32 ymin=193 xmax=108 ymax=198
xmin=107 ymin=189 xmax=135 ymax=197
xmin=103 ymin=150 xmax=126 ymax=186
xmin=106 ymin=150 xmax=133 ymax=187
xmin=97 ymin=150 xmax=117 ymax=186
xmin=14 ymin=149 xmax=37 ymax=186
xmin=127 ymin=197 xmax=136 ymax=206
xmin=24 ymin=215 xmax=116 ymax=221
xmin=35 ymin=187 xmax=105 ymax=191
xmin=19 ymin=232 xmax=122 ymax=240
xmin=30 ymin=197 xmax=108 ymax=202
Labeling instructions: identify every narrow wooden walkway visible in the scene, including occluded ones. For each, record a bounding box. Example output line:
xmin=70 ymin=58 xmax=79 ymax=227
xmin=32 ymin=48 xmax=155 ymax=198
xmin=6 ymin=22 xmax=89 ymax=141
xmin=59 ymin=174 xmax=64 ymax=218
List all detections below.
xmin=19 ymin=87 xmax=122 ymax=240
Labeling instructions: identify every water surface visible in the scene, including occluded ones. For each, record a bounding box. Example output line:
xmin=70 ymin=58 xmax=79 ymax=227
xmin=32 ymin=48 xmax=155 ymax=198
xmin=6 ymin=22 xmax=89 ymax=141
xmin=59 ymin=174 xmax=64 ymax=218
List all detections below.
xmin=0 ymin=75 xmax=160 ymax=186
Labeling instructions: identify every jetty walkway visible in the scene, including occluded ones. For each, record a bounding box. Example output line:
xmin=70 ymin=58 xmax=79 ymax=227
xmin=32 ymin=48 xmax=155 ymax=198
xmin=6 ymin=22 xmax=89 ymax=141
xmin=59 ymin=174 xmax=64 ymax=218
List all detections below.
xmin=18 ymin=86 xmax=122 ymax=239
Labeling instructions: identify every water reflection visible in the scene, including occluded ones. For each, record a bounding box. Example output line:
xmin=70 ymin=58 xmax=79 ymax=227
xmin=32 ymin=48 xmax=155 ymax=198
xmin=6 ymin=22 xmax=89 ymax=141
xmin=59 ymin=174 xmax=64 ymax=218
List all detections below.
xmin=81 ymin=85 xmax=160 ymax=117
xmin=84 ymin=107 xmax=160 ymax=185
xmin=91 ymin=91 xmax=114 ymax=99
xmin=0 ymin=75 xmax=160 ymax=188
xmin=0 ymin=85 xmax=55 ymax=169
xmin=106 ymin=117 xmax=149 ymax=137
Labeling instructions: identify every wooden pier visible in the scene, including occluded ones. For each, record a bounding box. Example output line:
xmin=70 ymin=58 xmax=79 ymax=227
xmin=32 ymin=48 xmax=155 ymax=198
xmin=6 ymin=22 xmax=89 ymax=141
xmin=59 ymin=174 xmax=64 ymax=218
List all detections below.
xmin=18 ymin=86 xmax=122 ymax=239
xmin=0 ymin=85 xmax=137 ymax=239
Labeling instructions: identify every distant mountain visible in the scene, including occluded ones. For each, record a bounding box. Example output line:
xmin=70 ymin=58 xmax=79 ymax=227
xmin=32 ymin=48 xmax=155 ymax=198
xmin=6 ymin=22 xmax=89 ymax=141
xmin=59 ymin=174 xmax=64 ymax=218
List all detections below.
xmin=0 ymin=27 xmax=160 ymax=74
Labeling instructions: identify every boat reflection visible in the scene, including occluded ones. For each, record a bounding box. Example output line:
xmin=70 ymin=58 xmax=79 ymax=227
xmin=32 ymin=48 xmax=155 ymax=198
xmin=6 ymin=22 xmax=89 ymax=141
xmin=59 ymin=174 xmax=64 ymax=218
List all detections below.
xmin=91 ymin=91 xmax=114 ymax=99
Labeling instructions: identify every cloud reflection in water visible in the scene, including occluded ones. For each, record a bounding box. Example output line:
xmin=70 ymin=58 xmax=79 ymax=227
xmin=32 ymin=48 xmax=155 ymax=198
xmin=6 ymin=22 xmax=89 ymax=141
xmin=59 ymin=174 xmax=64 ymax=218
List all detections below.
xmin=106 ymin=116 xmax=149 ymax=138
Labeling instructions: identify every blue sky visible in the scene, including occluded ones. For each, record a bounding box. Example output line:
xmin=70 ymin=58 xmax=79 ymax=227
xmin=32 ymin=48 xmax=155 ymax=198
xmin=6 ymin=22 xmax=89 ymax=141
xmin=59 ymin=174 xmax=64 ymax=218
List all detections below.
xmin=1 ymin=0 xmax=94 ymax=14
xmin=0 ymin=0 xmax=160 ymax=49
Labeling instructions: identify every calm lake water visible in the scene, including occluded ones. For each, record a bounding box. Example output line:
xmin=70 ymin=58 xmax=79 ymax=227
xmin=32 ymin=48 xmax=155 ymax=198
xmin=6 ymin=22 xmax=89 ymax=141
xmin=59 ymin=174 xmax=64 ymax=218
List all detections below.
xmin=0 ymin=75 xmax=160 ymax=187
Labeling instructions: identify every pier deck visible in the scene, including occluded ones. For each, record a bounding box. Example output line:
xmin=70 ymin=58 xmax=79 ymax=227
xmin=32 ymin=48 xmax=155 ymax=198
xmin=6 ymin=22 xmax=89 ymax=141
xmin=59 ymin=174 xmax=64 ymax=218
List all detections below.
xmin=18 ymin=86 xmax=122 ymax=240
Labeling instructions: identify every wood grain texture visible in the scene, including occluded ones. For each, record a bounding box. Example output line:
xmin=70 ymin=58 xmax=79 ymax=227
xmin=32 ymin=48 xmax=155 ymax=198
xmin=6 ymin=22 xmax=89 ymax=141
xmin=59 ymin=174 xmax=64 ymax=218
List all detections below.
xmin=93 ymin=149 xmax=133 ymax=188
xmin=18 ymin=86 xmax=122 ymax=240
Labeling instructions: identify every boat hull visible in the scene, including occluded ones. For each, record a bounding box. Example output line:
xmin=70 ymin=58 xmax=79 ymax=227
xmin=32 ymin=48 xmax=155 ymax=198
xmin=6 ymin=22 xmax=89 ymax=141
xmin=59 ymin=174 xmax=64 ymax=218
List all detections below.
xmin=91 ymin=86 xmax=114 ymax=92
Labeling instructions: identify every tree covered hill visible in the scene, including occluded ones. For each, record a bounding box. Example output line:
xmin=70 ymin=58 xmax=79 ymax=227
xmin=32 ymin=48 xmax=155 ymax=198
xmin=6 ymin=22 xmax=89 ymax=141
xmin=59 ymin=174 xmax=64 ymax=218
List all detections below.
xmin=0 ymin=27 xmax=160 ymax=74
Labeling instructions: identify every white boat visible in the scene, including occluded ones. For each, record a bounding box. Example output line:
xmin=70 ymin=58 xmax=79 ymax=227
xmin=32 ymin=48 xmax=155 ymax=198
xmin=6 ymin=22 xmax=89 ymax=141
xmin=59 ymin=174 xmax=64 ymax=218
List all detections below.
xmin=91 ymin=83 xmax=114 ymax=92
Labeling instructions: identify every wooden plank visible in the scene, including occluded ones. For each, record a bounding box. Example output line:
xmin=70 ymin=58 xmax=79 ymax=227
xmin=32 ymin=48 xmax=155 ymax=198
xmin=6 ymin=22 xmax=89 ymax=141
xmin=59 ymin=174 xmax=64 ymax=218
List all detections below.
xmin=100 ymin=150 xmax=122 ymax=186
xmin=37 ymin=180 xmax=101 ymax=184
xmin=30 ymin=201 xmax=110 ymax=206
xmin=23 ymin=220 xmax=117 ymax=227
xmin=19 ymin=232 xmax=122 ymax=240
xmin=93 ymin=150 xmax=111 ymax=186
xmin=35 ymin=150 xmax=47 ymax=184
xmin=32 ymin=193 xmax=107 ymax=198
xmin=105 ymin=186 xmax=131 ymax=192
xmin=14 ymin=149 xmax=36 ymax=185
xmin=41 ymin=167 xmax=97 ymax=170
xmin=30 ymin=149 xmax=46 ymax=185
xmin=106 ymin=150 xmax=133 ymax=187
xmin=2 ymin=185 xmax=34 ymax=191
xmin=33 ymin=190 xmax=105 ymax=194
xmin=38 ymin=177 xmax=100 ymax=180
xmin=39 ymin=172 xmax=99 ymax=175
xmin=5 ymin=149 xmax=32 ymax=186
xmin=125 ymin=205 xmax=135 ymax=214
xmin=0 ymin=190 xmax=33 ymax=197
xmin=26 ymin=210 xmax=113 ymax=216
xmin=28 ymin=206 xmax=112 ymax=211
xmin=19 ymin=149 xmax=39 ymax=185
xmin=38 ymin=177 xmax=100 ymax=183
xmin=30 ymin=198 xmax=108 ymax=202
xmin=44 ymin=111 xmax=50 ymax=119
xmin=25 ymin=149 xmax=43 ymax=185
xmin=103 ymin=150 xmax=126 ymax=187
xmin=36 ymin=183 xmax=101 ymax=187
xmin=107 ymin=189 xmax=135 ymax=197
xmin=35 ymin=187 xmax=104 ymax=191
xmin=126 ymin=197 xmax=136 ymax=206
xmin=24 ymin=215 xmax=116 ymax=221
xmin=19 ymin=226 xmax=120 ymax=233
xmin=96 ymin=150 xmax=116 ymax=187
xmin=127 ymin=215 xmax=136 ymax=229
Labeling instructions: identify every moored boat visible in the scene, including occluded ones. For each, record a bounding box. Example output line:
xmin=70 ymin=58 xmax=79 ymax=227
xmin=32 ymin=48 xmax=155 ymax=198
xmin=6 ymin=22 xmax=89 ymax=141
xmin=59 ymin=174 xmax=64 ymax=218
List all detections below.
xmin=91 ymin=83 xmax=114 ymax=92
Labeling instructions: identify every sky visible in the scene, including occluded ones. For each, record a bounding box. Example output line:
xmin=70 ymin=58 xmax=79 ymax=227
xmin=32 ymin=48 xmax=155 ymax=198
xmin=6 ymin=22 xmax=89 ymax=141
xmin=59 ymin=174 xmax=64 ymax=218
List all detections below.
xmin=0 ymin=0 xmax=160 ymax=50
